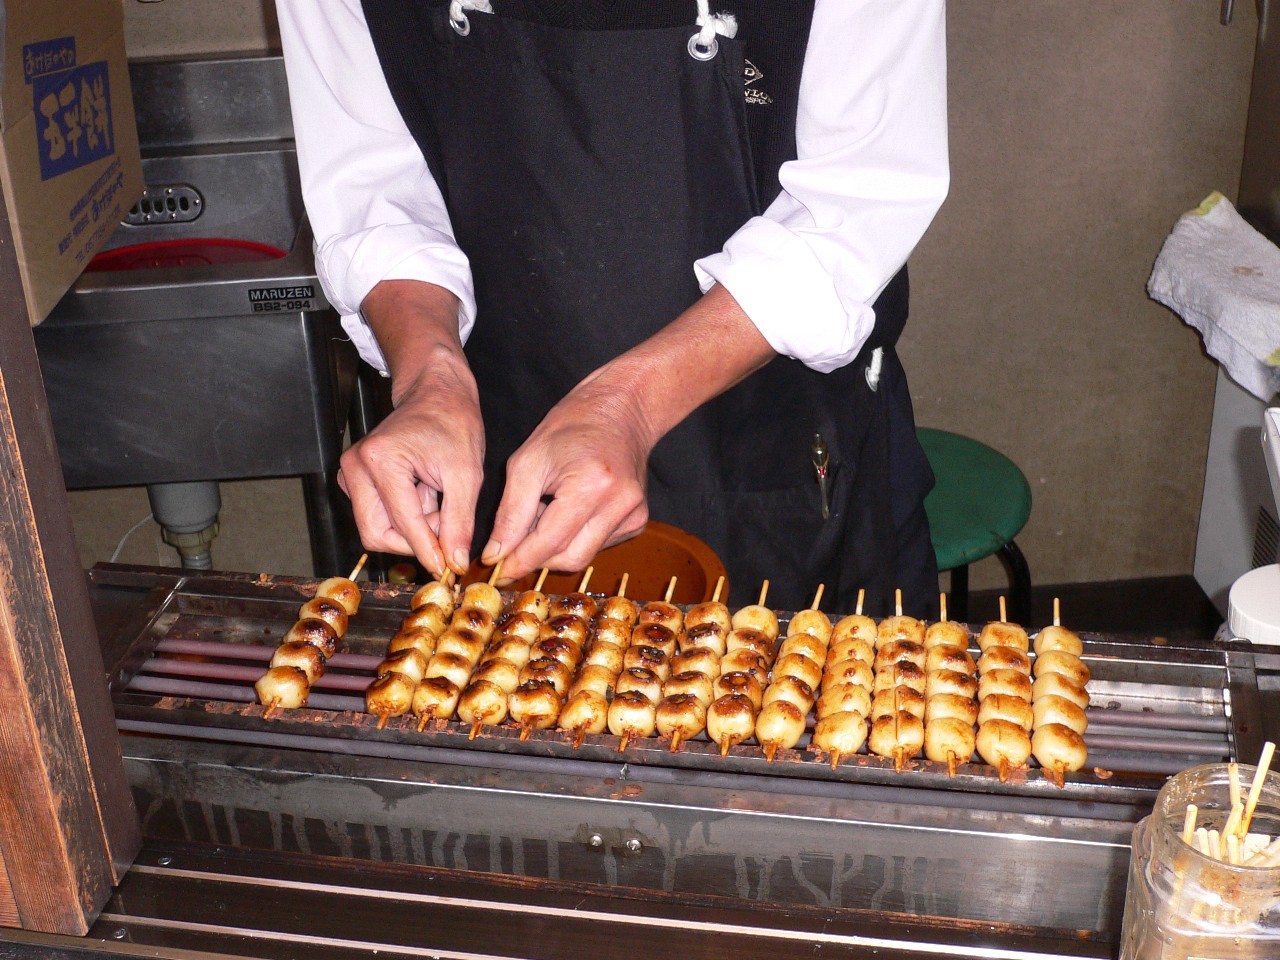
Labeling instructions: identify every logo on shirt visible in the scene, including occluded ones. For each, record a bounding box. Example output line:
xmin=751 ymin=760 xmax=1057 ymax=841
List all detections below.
xmin=744 ymin=59 xmax=772 ymax=106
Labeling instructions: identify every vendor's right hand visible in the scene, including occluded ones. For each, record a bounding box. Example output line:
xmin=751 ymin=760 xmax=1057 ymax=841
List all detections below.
xmin=339 ymin=281 xmax=483 ymax=578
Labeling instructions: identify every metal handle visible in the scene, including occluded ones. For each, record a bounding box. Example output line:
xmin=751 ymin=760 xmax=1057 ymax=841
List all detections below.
xmin=1222 ymin=0 xmax=1269 ymax=33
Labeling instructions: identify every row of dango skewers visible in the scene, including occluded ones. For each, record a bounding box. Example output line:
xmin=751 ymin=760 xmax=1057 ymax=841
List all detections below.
xmin=329 ymin=569 xmax=1093 ymax=784
xmin=254 ymin=554 xmax=368 ymax=715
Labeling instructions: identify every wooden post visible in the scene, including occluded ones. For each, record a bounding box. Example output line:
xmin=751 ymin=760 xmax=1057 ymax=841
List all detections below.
xmin=0 ymin=182 xmax=140 ymax=932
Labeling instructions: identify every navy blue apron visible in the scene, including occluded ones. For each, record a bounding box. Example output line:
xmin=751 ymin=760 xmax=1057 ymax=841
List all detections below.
xmin=360 ymin=0 xmax=937 ymax=615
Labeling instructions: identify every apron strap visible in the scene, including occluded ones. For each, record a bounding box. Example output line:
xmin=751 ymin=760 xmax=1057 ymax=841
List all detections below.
xmin=448 ymin=0 xmax=738 ymax=61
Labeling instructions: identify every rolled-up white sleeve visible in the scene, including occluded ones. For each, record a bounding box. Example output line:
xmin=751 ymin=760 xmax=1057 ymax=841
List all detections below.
xmin=695 ymin=0 xmax=949 ymax=373
xmin=276 ymin=0 xmax=475 ymax=373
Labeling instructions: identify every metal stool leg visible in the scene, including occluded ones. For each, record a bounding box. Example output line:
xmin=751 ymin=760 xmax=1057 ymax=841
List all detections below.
xmin=948 ymin=564 xmax=970 ymax=624
xmin=999 ymin=540 xmax=1032 ymax=628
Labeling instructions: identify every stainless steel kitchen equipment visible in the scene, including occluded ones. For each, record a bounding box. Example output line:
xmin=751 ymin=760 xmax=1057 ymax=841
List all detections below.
xmin=32 ymin=55 xmax=359 ymax=575
xmin=60 ymin=562 xmax=1279 ymax=959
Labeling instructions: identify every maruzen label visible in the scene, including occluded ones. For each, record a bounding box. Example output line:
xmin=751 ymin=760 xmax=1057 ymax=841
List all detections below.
xmin=25 ymin=36 xmax=115 ymax=181
xmin=248 ymin=285 xmax=317 ymax=313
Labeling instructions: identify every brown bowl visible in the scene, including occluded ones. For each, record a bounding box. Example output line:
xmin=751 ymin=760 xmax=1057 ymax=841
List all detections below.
xmin=464 ymin=520 xmax=727 ymax=605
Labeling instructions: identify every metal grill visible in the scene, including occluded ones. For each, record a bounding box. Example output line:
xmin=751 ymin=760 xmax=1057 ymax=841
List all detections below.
xmin=104 ymin=566 xmax=1240 ymax=806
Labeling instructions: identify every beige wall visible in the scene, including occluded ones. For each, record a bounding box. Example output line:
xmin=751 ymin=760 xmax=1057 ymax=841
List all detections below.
xmin=68 ymin=1 xmax=1261 ymax=588
xmin=905 ymin=2 xmax=1257 ymax=589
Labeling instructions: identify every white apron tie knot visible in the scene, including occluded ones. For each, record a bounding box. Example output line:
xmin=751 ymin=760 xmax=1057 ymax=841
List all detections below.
xmin=449 ymin=0 xmax=493 ymax=36
xmin=689 ymin=0 xmax=738 ymax=61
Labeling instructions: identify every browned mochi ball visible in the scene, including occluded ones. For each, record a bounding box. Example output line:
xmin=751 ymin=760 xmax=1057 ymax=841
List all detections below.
xmin=283 ymin=617 xmax=339 ymax=658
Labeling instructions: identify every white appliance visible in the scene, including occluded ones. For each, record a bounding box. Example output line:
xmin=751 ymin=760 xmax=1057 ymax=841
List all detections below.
xmin=1194 ymin=371 xmax=1279 ymax=614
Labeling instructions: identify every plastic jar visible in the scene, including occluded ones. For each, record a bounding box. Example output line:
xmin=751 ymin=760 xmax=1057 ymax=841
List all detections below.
xmin=1120 ymin=762 xmax=1280 ymax=959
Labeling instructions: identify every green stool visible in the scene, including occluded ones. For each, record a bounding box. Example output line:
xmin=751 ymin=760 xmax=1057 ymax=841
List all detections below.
xmin=917 ymin=428 xmax=1033 ymax=626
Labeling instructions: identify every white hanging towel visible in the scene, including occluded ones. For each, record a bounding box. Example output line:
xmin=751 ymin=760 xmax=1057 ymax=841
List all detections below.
xmin=1148 ymin=191 xmax=1280 ymax=401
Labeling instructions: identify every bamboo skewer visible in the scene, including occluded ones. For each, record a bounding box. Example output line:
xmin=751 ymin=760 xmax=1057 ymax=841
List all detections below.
xmin=488 ymin=559 xmax=505 ymax=586
xmin=711 ymin=576 xmax=724 ymax=604
xmin=664 ymin=576 xmax=677 ymax=603
xmin=349 ymin=553 xmax=369 ymax=581
xmin=939 ymin=592 xmax=948 ymax=622
xmin=1181 ymin=804 xmax=1199 ymax=846
xmin=578 ymin=566 xmax=594 ymax=594
xmin=1240 ymin=740 xmax=1275 ymax=836
xmin=810 ymin=583 xmax=825 ymax=611
xmin=855 ymin=588 xmax=865 ymax=616
xmin=617 ymin=572 xmax=629 ymax=598
xmin=534 ymin=568 xmax=549 ymax=592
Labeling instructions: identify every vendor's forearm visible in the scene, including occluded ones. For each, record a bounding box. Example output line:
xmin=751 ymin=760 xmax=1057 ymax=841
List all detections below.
xmin=361 ymin=280 xmax=468 ymax=403
xmin=592 ymin=283 xmax=777 ymax=450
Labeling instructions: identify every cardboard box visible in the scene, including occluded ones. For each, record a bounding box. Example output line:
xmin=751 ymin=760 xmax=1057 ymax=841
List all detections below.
xmin=0 ymin=0 xmax=141 ymax=325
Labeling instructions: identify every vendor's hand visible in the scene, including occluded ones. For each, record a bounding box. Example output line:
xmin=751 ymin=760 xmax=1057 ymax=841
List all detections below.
xmin=339 ymin=281 xmax=482 ymax=578
xmin=481 ymin=371 xmax=653 ymax=580
xmin=483 ymin=284 xmax=776 ymax=582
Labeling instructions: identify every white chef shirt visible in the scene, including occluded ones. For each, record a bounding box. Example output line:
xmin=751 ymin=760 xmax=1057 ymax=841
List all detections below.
xmin=276 ymin=0 xmax=949 ymax=375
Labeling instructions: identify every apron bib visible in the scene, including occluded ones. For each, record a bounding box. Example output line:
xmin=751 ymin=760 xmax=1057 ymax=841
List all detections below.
xmin=361 ymin=0 xmax=936 ymax=613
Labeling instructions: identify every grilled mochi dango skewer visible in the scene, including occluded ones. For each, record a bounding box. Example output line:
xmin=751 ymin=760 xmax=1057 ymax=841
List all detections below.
xmin=922 ymin=593 xmax=978 ymax=776
xmin=559 ymin=572 xmax=638 ymax=748
xmin=506 ymin=567 xmax=591 ymax=739
xmin=604 ymin=576 xmax=681 ymax=752
xmin=414 ymin=571 xmax=531 ymax=733
xmin=866 ymin=591 xmax=927 ymax=771
xmin=814 ymin=588 xmax=875 ymax=768
xmin=417 ymin=563 xmax=501 ymax=737
xmin=757 ymin=585 xmax=828 ymax=761
xmin=653 ymin=576 xmax=725 ymax=753
xmin=258 ymin=554 xmax=368 ymax=717
xmin=1030 ymin=598 xmax=1090 ymax=786
xmin=704 ymin=580 xmax=772 ymax=756
xmin=975 ymin=597 xmax=1032 ymax=781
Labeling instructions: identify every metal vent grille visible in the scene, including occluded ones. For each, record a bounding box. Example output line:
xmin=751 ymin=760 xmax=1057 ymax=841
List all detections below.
xmin=1254 ymin=505 xmax=1280 ymax=568
xmin=124 ymin=184 xmax=203 ymax=226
